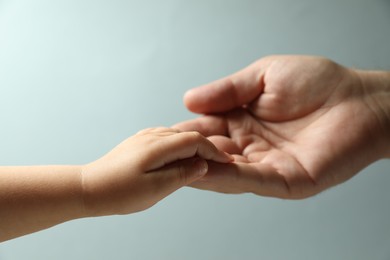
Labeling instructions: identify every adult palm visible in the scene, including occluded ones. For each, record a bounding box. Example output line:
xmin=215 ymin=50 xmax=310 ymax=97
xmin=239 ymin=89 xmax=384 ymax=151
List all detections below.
xmin=175 ymin=56 xmax=387 ymax=198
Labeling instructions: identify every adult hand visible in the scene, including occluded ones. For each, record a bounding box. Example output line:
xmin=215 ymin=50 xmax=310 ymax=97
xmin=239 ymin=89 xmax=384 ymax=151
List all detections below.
xmin=175 ymin=55 xmax=390 ymax=199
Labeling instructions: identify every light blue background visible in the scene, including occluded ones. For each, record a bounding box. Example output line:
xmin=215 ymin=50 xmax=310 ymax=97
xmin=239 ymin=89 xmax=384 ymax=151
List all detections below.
xmin=1 ymin=1 xmax=390 ymax=259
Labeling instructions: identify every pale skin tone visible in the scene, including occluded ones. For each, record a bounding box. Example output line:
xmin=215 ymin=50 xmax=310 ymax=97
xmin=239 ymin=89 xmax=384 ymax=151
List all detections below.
xmin=2 ymin=56 xmax=389 ymax=242
xmin=175 ymin=55 xmax=390 ymax=199
xmin=0 ymin=127 xmax=232 ymax=241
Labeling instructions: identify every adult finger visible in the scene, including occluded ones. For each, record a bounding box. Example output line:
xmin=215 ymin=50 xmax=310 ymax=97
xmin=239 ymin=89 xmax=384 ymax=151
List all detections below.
xmin=173 ymin=115 xmax=228 ymax=137
xmin=207 ymin=135 xmax=241 ymax=154
xmin=183 ymin=60 xmax=265 ymax=114
xmin=188 ymin=162 xmax=318 ymax=199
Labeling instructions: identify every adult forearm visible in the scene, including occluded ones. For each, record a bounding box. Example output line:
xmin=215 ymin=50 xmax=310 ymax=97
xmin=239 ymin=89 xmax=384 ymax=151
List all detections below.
xmin=356 ymin=70 xmax=390 ymax=158
xmin=0 ymin=165 xmax=86 ymax=242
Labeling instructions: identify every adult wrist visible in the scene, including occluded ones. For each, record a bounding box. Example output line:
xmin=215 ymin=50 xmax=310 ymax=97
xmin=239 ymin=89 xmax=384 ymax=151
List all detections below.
xmin=356 ymin=69 xmax=390 ymax=158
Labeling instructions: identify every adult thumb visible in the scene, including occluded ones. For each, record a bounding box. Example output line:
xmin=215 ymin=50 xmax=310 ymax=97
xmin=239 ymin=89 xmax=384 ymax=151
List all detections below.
xmin=184 ymin=60 xmax=264 ymax=114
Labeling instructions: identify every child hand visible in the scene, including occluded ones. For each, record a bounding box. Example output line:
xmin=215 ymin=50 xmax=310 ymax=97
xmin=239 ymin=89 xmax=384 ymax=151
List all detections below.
xmin=81 ymin=127 xmax=233 ymax=216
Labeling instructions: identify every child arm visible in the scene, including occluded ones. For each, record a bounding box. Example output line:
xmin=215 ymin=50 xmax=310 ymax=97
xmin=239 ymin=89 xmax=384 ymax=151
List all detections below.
xmin=0 ymin=127 xmax=232 ymax=242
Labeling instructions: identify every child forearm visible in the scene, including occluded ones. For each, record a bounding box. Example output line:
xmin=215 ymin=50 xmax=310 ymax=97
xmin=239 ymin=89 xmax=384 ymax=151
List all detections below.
xmin=0 ymin=165 xmax=86 ymax=242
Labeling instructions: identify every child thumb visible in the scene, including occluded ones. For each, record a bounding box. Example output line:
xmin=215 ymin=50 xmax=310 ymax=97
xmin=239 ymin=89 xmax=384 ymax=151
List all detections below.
xmin=151 ymin=158 xmax=208 ymax=196
xmin=177 ymin=158 xmax=208 ymax=185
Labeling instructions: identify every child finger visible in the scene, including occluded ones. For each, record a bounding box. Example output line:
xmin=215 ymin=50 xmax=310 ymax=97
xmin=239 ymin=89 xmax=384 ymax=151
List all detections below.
xmin=147 ymin=132 xmax=233 ymax=171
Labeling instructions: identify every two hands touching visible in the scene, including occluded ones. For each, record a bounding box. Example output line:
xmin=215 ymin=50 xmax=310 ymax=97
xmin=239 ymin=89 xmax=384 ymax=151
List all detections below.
xmin=176 ymin=55 xmax=390 ymax=198
xmin=81 ymin=127 xmax=232 ymax=216
xmin=1 ymin=55 xmax=389 ymax=241
xmin=0 ymin=128 xmax=232 ymax=241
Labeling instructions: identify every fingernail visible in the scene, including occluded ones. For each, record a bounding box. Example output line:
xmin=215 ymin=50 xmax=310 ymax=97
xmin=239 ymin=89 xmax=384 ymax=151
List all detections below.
xmin=192 ymin=158 xmax=208 ymax=176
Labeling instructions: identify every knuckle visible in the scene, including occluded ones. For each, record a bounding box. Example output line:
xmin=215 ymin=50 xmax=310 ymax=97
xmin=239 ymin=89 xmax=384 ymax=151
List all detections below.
xmin=186 ymin=131 xmax=203 ymax=142
xmin=136 ymin=128 xmax=150 ymax=135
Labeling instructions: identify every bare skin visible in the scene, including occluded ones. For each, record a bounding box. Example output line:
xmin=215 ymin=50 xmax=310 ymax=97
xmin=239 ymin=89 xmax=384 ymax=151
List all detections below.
xmin=0 ymin=127 xmax=232 ymax=241
xmin=175 ymin=55 xmax=390 ymax=199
